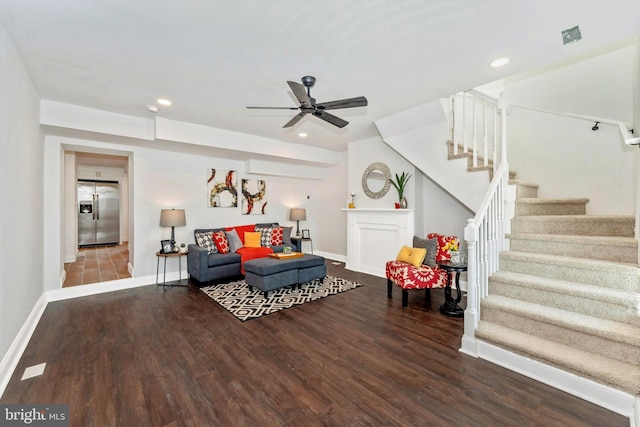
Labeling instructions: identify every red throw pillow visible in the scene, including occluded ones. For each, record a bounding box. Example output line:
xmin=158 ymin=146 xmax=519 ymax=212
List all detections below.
xmin=212 ymin=230 xmax=230 ymax=254
xmin=226 ymin=224 xmax=255 ymax=244
xmin=271 ymin=226 xmax=284 ymax=246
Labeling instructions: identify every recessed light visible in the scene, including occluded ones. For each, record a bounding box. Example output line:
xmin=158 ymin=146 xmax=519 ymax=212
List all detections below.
xmin=157 ymin=98 xmax=172 ymax=106
xmin=146 ymin=105 xmax=159 ymax=113
xmin=490 ymin=57 xmax=510 ymax=68
xmin=298 ymin=132 xmax=308 ymax=137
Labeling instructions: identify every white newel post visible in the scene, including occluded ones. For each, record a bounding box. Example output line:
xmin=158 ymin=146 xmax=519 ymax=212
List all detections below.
xmin=342 ymin=209 xmax=415 ymax=278
xmin=461 ymin=219 xmax=479 ymax=357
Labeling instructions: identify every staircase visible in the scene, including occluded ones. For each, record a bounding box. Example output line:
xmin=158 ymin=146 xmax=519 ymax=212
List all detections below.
xmin=475 ymin=180 xmax=640 ymax=396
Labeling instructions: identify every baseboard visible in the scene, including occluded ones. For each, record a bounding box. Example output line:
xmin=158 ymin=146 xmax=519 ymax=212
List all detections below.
xmin=476 ymin=339 xmax=635 ymax=424
xmin=0 ymin=293 xmax=48 ymax=399
xmin=127 ymin=262 xmax=134 ymax=276
xmin=47 ymin=274 xmax=161 ymax=302
xmin=315 ymin=251 xmax=346 ymax=264
xmin=59 ymin=269 xmax=66 ymax=288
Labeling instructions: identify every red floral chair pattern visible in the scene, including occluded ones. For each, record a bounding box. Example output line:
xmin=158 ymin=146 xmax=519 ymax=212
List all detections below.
xmin=386 ymin=233 xmax=457 ymax=307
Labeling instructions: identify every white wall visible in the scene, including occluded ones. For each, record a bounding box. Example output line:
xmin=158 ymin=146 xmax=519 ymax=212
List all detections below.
xmin=504 ymin=43 xmax=637 ymax=215
xmin=348 ymin=136 xmax=415 ymax=209
xmin=0 ymin=24 xmax=44 ymax=364
xmin=43 ymin=135 xmax=349 ymax=287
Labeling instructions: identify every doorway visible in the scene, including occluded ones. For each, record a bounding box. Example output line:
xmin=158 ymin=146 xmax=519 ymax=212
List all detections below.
xmin=62 ymin=150 xmax=132 ymax=288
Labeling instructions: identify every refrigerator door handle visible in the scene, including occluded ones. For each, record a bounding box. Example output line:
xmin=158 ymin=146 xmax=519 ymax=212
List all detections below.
xmin=96 ymin=194 xmax=99 ymax=220
xmin=92 ymin=194 xmax=96 ymax=220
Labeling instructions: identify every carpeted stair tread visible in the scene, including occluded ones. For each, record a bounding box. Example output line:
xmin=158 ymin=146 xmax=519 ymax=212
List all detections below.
xmin=481 ymin=294 xmax=640 ymax=347
xmin=506 ymin=233 xmax=638 ymax=262
xmin=475 ymin=321 xmax=640 ymax=395
xmin=517 ymin=198 xmax=589 ymax=204
xmin=507 ymin=233 xmax=637 ymax=247
xmin=499 ymin=250 xmax=640 ymax=290
xmin=511 ymin=214 xmax=635 ymax=237
xmin=489 ymin=270 xmax=637 ymax=308
xmin=489 ymin=271 xmax=640 ymax=327
xmin=508 ymin=179 xmax=539 ymax=189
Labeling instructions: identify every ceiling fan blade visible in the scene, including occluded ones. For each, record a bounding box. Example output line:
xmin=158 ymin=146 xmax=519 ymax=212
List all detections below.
xmin=287 ymin=81 xmax=312 ymax=107
xmin=313 ymin=111 xmax=349 ymax=128
xmin=283 ymin=112 xmax=307 ymax=128
xmin=246 ymin=106 xmax=299 ymax=110
xmin=316 ymin=96 xmax=368 ymax=110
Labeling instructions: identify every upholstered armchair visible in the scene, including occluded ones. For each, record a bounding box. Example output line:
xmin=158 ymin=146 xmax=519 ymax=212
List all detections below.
xmin=386 ymin=233 xmax=458 ymax=307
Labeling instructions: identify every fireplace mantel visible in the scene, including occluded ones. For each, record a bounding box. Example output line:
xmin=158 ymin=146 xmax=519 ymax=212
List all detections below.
xmin=341 ymin=208 xmax=415 ymax=277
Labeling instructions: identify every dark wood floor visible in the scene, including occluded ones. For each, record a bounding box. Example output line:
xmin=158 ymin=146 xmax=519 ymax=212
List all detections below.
xmin=1 ymin=260 xmax=627 ymax=426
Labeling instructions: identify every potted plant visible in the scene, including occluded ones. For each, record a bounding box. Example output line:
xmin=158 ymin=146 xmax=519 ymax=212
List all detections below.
xmin=390 ymin=172 xmax=411 ymax=208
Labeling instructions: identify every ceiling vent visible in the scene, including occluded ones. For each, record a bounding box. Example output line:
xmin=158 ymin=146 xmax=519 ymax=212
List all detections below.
xmin=562 ymin=25 xmax=582 ymax=45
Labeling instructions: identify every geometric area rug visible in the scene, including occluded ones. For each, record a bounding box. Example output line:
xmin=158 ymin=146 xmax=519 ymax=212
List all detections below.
xmin=199 ymin=275 xmax=364 ymax=321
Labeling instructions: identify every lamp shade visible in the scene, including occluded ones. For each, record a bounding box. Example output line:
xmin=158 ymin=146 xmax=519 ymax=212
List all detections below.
xmin=160 ymin=209 xmax=186 ymax=227
xmin=289 ymin=208 xmax=306 ymax=221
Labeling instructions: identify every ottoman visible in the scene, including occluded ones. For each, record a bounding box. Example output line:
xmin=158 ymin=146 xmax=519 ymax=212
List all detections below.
xmin=243 ymin=254 xmax=326 ymax=297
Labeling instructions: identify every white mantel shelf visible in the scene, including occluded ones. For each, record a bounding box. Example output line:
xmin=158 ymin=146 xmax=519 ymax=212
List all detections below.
xmin=342 ymin=208 xmax=415 ymax=278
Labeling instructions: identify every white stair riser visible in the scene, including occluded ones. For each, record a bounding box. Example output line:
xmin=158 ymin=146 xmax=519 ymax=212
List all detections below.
xmin=508 ymin=238 xmax=637 ymax=263
xmin=480 ymin=306 xmax=640 ymax=365
xmin=488 ymin=280 xmax=640 ymax=327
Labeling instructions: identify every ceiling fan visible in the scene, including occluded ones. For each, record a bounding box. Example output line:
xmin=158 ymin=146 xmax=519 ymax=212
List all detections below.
xmin=246 ymin=76 xmax=368 ymax=128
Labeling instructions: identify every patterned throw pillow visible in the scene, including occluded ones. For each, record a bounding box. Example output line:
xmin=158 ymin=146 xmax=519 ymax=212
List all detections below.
xmin=271 ymin=226 xmax=284 ymax=246
xmin=212 ymin=230 xmax=230 ymax=254
xmin=427 ymin=233 xmax=458 ymax=263
xmin=195 ymin=232 xmax=217 ymax=254
xmin=254 ymin=226 xmax=273 ymax=247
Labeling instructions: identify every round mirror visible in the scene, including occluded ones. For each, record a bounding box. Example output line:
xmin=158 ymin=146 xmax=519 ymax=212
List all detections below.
xmin=362 ymin=162 xmax=391 ymax=199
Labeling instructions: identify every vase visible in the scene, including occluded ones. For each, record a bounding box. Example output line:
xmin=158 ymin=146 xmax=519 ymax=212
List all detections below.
xmin=399 ymin=197 xmax=408 ymax=209
xmin=450 ymin=251 xmax=464 ymax=265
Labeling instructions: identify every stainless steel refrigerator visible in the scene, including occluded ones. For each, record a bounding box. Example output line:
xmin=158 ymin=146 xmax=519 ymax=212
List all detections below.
xmin=78 ymin=180 xmax=120 ymax=246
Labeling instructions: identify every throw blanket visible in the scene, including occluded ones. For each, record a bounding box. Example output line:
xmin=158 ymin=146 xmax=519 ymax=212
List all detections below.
xmin=236 ymin=246 xmax=274 ymax=274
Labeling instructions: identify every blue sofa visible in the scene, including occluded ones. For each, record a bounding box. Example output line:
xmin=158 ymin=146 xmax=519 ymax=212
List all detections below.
xmin=187 ymin=222 xmax=301 ymax=284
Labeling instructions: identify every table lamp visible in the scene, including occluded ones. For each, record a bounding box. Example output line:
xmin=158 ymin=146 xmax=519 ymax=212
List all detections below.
xmin=289 ymin=208 xmax=306 ymax=237
xmin=160 ymin=209 xmax=186 ymax=245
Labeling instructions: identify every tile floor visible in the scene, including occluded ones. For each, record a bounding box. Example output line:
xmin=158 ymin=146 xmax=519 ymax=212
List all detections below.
xmin=63 ymin=244 xmax=131 ymax=287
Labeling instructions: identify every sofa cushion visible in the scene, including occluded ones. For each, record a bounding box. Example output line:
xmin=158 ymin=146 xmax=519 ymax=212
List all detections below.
xmin=207 ymin=252 xmax=241 ymax=267
xmin=225 ymin=228 xmax=243 ymax=253
xmin=195 ymin=231 xmax=217 ymax=254
xmin=271 ymin=226 xmax=284 ymax=246
xmin=396 ymin=245 xmax=427 ymax=268
xmin=244 ymin=231 xmax=261 ymax=248
xmin=413 ymin=236 xmax=438 ymax=268
xmin=255 ymin=226 xmax=273 ymax=247
xmin=212 ymin=230 xmax=230 ymax=254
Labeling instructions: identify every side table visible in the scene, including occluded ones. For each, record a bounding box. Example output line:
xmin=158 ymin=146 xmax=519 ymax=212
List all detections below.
xmin=291 ymin=237 xmax=314 ymax=254
xmin=156 ymin=251 xmax=189 ymax=292
xmin=437 ymin=261 xmax=467 ymax=317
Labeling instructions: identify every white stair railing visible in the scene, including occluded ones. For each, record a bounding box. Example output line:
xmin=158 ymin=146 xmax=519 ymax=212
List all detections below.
xmin=449 ymin=90 xmax=500 ymax=173
xmin=458 ymin=92 xmax=510 ymax=357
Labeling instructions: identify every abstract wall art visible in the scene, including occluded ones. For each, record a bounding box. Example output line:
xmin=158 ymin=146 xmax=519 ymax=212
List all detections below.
xmin=207 ymin=169 xmax=238 ymax=207
xmin=241 ymin=179 xmax=267 ymax=215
